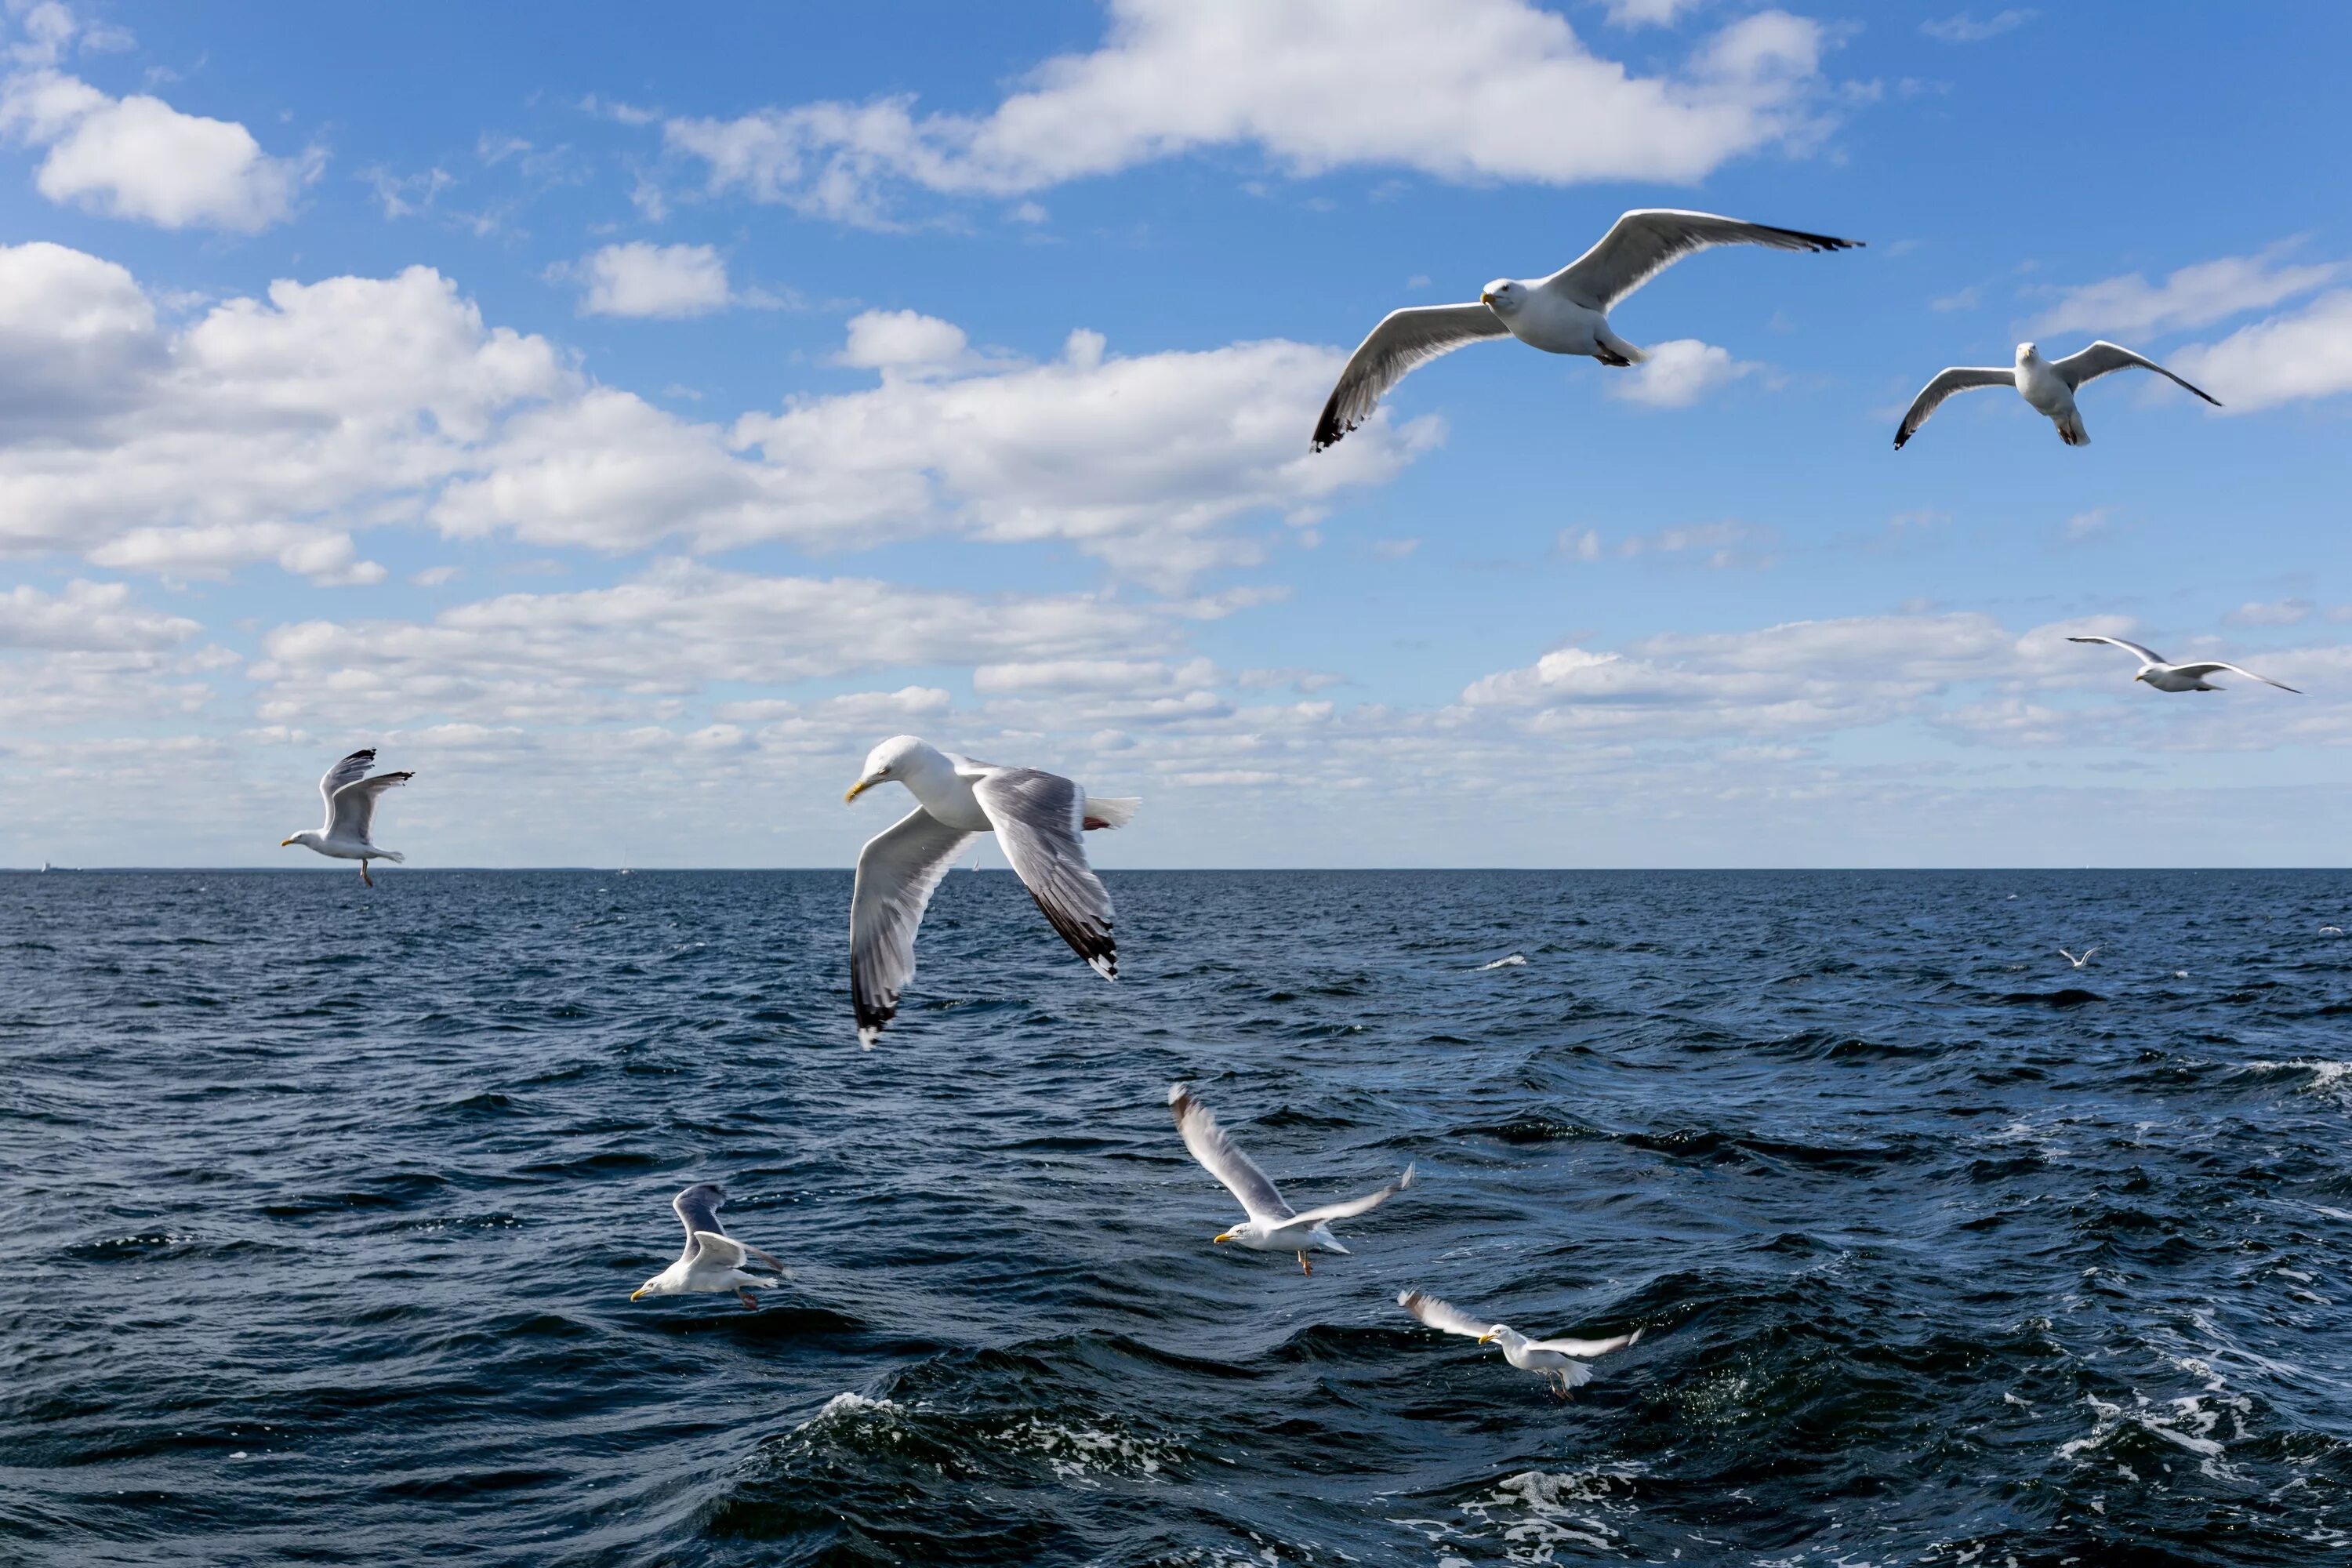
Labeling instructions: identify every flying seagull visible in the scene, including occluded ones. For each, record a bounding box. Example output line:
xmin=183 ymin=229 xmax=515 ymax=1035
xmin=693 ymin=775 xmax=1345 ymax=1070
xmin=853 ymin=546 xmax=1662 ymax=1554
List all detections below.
xmin=281 ymin=748 xmax=412 ymax=886
xmin=2060 ymin=946 xmax=2099 ymax=969
xmin=1312 ymin=209 xmax=1863 ymax=450
xmin=2067 ymin=635 xmax=2299 ymax=694
xmin=1895 ymin=341 xmax=2219 ymax=449
xmin=1398 ymin=1289 xmax=1642 ymax=1399
xmin=631 ymin=1183 xmax=784 ymax=1310
xmin=1171 ymin=1083 xmax=1413 ymax=1275
xmin=845 ymin=735 xmax=1138 ymax=1048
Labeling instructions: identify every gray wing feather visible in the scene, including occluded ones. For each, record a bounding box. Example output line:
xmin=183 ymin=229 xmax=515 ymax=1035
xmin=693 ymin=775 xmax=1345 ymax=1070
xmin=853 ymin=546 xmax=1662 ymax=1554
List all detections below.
xmin=1312 ymin=303 xmax=1508 ymax=451
xmin=1542 ymin=209 xmax=1863 ymax=312
xmin=673 ymin=1182 xmax=726 ymax=1263
xmin=328 ymin=770 xmax=412 ymax=840
xmin=972 ymin=768 xmax=1117 ymax=981
xmin=2173 ymin=661 xmax=2300 ymax=693
xmin=2053 ymin=340 xmax=2221 ymax=405
xmin=2067 ymin=634 xmax=2166 ymax=664
xmin=1528 ymin=1327 xmax=1642 ymax=1358
xmin=1398 ymin=1289 xmax=1494 ymax=1340
xmin=1894 ymin=366 xmax=2015 ymax=448
xmin=851 ymin=808 xmax=978 ymax=1047
xmin=1290 ymin=1163 xmax=1415 ymax=1229
xmin=1170 ymin=1083 xmax=1294 ymax=1221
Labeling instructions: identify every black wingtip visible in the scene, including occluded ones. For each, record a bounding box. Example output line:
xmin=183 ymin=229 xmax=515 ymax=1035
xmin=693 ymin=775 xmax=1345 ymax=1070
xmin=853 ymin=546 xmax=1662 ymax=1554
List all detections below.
xmin=1311 ymin=403 xmax=1349 ymax=452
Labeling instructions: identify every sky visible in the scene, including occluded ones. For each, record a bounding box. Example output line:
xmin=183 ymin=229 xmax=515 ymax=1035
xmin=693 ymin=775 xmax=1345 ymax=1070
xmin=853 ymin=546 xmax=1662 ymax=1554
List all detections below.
xmin=2 ymin=0 xmax=2350 ymax=869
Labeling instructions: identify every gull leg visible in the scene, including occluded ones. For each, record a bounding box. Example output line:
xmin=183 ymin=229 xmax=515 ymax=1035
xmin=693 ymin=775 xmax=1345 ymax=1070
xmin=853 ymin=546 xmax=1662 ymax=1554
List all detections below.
xmin=738 ymin=1288 xmax=758 ymax=1311
xmin=361 ymin=859 xmax=373 ymax=888
xmin=1297 ymin=1250 xmax=1312 ymax=1276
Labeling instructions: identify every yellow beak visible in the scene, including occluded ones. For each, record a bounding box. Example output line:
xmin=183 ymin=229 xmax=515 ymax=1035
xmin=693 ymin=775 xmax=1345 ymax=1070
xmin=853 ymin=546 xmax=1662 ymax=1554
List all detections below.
xmin=1212 ymin=1231 xmax=1232 ymax=1244
xmin=844 ymin=779 xmax=874 ymax=803
xmin=279 ymin=837 xmax=297 ymax=847
xmin=630 ymin=1287 xmax=647 ymax=1301
xmin=1476 ymin=1331 xmax=1496 ymax=1343
xmin=1480 ymin=291 xmax=1494 ymax=306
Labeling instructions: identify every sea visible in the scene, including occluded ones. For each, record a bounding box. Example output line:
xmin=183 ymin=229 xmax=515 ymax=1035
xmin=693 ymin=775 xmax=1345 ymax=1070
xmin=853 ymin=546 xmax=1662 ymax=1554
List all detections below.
xmin=3 ymin=868 xmax=2350 ymax=1566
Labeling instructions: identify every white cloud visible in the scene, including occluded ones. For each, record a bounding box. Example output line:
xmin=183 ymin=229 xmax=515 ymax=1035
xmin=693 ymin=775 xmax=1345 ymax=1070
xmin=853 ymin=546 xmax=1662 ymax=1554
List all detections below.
xmin=1603 ymin=0 xmax=1704 ymax=26
xmin=2225 ymin=597 xmax=2311 ymax=627
xmin=87 ymin=523 xmax=386 ymax=586
xmin=835 ymin=307 xmax=971 ymax=371
xmin=662 ymin=0 xmax=1830 ymax=224
xmin=2169 ymin=290 xmax=2352 ymax=411
xmin=0 ymin=67 xmax=318 ymax=231
xmin=0 ymin=579 xmax=198 ymax=651
xmin=1920 ymin=9 xmax=2036 ymax=43
xmin=1604 ymin=338 xmax=1762 ymax=408
xmin=2029 ymin=245 xmax=2340 ymax=339
xmin=575 ymin=241 xmax=733 ymax=318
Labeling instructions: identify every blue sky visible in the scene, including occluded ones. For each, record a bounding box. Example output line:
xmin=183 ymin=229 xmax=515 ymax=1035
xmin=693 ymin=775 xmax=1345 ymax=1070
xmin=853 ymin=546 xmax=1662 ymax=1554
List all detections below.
xmin=2 ymin=0 xmax=2349 ymax=869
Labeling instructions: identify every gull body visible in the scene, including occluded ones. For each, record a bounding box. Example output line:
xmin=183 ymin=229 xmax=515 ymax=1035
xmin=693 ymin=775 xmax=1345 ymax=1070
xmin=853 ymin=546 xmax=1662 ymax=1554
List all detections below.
xmin=2060 ymin=946 xmax=2098 ymax=969
xmin=281 ymin=748 xmax=412 ymax=887
xmin=631 ymin=1183 xmax=783 ymax=1310
xmin=1398 ymin=1289 xmax=1642 ymax=1399
xmin=1896 ymin=341 xmax=2220 ymax=449
xmin=1171 ymin=1083 xmax=1413 ymax=1275
xmin=1312 ymin=209 xmax=1863 ymax=450
xmin=2066 ymin=635 xmax=2299 ymax=695
xmin=844 ymin=736 xmax=1138 ymax=1048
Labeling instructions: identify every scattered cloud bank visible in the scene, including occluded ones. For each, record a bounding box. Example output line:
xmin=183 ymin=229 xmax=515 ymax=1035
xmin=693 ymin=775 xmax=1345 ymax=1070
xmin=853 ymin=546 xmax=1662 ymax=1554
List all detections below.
xmin=573 ymin=241 xmax=733 ymax=318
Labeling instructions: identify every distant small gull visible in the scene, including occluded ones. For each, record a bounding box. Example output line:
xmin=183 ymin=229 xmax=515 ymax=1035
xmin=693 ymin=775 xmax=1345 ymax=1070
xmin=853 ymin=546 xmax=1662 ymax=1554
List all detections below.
xmin=1895 ymin=341 xmax=2218 ymax=449
xmin=1171 ymin=1083 xmax=1413 ymax=1275
xmin=2067 ymin=635 xmax=2300 ymax=694
xmin=632 ymin=1183 xmax=783 ymax=1310
xmin=845 ymin=735 xmax=1138 ymax=1048
xmin=1479 ymin=953 xmax=1527 ymax=970
xmin=2060 ymin=946 xmax=2099 ymax=969
xmin=2321 ymin=927 xmax=2344 ymax=936
xmin=1398 ymin=1289 xmax=1642 ymax=1399
xmin=281 ymin=749 xmax=412 ymax=887
xmin=1313 ymin=209 xmax=1862 ymax=450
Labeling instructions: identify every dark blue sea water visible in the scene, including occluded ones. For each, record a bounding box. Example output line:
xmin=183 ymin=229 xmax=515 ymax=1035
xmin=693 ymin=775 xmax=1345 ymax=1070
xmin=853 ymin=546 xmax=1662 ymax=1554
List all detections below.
xmin=5 ymin=869 xmax=2351 ymax=1566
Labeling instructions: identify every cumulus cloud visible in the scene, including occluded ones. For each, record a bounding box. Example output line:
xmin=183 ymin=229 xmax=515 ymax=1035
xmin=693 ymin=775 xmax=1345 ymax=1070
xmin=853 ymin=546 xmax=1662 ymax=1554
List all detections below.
xmin=835 ymin=307 xmax=971 ymax=371
xmin=1604 ymin=339 xmax=1762 ymax=407
xmin=1920 ymin=9 xmax=2036 ymax=43
xmin=1603 ymin=0 xmax=1705 ymax=25
xmin=0 ymin=579 xmax=198 ymax=650
xmin=662 ymin=0 xmax=1831 ymax=224
xmin=2169 ymin=290 xmax=2352 ymax=411
xmin=2029 ymin=245 xmax=2341 ymax=339
xmin=0 ymin=67 xmax=318 ymax=230
xmin=574 ymin=241 xmax=732 ymax=318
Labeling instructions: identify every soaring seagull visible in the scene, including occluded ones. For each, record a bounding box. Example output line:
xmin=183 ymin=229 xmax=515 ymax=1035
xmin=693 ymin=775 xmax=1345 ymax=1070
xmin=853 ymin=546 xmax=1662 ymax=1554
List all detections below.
xmin=1170 ymin=1083 xmax=1414 ymax=1275
xmin=1896 ymin=341 xmax=2219 ymax=448
xmin=2067 ymin=634 xmax=2300 ymax=694
xmin=844 ymin=735 xmax=1138 ymax=1048
xmin=281 ymin=748 xmax=412 ymax=886
xmin=1398 ymin=1289 xmax=1643 ymax=1399
xmin=1312 ymin=209 xmax=1863 ymax=451
xmin=630 ymin=1184 xmax=784 ymax=1310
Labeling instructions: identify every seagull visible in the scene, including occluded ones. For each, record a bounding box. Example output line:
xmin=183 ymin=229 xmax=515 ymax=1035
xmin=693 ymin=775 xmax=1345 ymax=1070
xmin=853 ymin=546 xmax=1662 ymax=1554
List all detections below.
xmin=2060 ymin=946 xmax=2099 ymax=969
xmin=280 ymin=749 xmax=412 ymax=886
xmin=1398 ymin=1290 xmax=1642 ymax=1399
xmin=1895 ymin=341 xmax=2219 ymax=449
xmin=1312 ymin=209 xmax=1863 ymax=450
xmin=631 ymin=1183 xmax=784 ymax=1310
xmin=2067 ymin=635 xmax=2300 ymax=694
xmin=1171 ymin=1083 xmax=1413 ymax=1275
xmin=845 ymin=736 xmax=1138 ymax=1048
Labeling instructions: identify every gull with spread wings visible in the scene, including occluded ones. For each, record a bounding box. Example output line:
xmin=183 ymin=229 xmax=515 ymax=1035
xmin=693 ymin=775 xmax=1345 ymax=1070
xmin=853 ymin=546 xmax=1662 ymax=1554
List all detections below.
xmin=631 ymin=1183 xmax=785 ymax=1310
xmin=1170 ymin=1083 xmax=1414 ymax=1275
xmin=1895 ymin=341 xmax=2219 ymax=449
xmin=1312 ymin=209 xmax=1862 ymax=451
xmin=844 ymin=736 xmax=1138 ymax=1048
xmin=1398 ymin=1289 xmax=1642 ymax=1399
xmin=2067 ymin=634 xmax=2299 ymax=694
xmin=280 ymin=748 xmax=412 ymax=886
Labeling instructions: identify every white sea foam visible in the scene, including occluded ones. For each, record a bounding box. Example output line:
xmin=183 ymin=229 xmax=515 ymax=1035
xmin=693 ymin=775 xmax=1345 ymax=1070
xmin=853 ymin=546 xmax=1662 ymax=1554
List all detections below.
xmin=2242 ymin=1059 xmax=2352 ymax=1105
xmin=1398 ymin=1464 xmax=1645 ymax=1562
xmin=1479 ymin=953 xmax=1528 ymax=970
xmin=2056 ymin=1389 xmax=2250 ymax=1481
xmin=994 ymin=1416 xmax=1175 ymax=1485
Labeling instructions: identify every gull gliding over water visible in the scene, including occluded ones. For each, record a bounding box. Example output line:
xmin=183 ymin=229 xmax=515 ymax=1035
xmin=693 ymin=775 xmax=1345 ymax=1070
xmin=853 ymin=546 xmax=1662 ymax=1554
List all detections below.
xmin=631 ymin=1184 xmax=783 ymax=1310
xmin=2067 ymin=635 xmax=2300 ymax=694
xmin=281 ymin=749 xmax=412 ymax=886
xmin=1312 ymin=209 xmax=1864 ymax=451
xmin=2060 ymin=946 xmax=2099 ymax=969
xmin=1398 ymin=1289 xmax=1642 ymax=1398
xmin=1171 ymin=1083 xmax=1413 ymax=1275
xmin=845 ymin=736 xmax=1138 ymax=1048
xmin=1894 ymin=342 xmax=2219 ymax=448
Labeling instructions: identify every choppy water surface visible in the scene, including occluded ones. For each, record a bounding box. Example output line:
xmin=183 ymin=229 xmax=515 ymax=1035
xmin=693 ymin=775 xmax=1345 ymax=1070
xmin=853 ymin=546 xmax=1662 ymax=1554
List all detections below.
xmin=5 ymin=869 xmax=2351 ymax=1566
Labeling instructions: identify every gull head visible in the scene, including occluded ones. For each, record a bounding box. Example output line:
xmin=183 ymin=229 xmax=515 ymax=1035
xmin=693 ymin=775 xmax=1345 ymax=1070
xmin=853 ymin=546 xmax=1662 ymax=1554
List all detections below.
xmin=1212 ymin=1223 xmax=1249 ymax=1245
xmin=630 ymin=1271 xmax=677 ymax=1302
xmin=1479 ymin=278 xmax=1524 ymax=316
xmin=845 ymin=734 xmax=937 ymax=803
xmin=280 ymin=830 xmax=318 ymax=849
xmin=2015 ymin=342 xmax=2040 ymax=365
xmin=1476 ymin=1323 xmax=1515 ymax=1347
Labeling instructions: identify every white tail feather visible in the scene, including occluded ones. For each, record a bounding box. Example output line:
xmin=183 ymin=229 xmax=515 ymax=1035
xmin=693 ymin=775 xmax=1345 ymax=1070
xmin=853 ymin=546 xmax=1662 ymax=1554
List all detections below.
xmin=1081 ymin=794 xmax=1140 ymax=830
xmin=376 ymin=850 xmax=406 ymax=863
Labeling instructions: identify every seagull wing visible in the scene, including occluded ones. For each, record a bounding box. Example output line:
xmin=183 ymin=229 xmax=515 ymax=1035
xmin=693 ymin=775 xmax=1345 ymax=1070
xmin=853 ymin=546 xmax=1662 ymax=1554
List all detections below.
xmin=1398 ymin=1288 xmax=1494 ymax=1340
xmin=316 ymin=749 xmax=375 ymax=829
xmin=2052 ymin=340 xmax=2221 ymax=405
xmin=972 ymin=768 xmax=1117 ymax=982
xmin=851 ymin=807 xmax=978 ymax=1047
xmin=1170 ymin=1083 xmax=1294 ymax=1222
xmin=2067 ymin=633 xmax=2168 ymax=664
xmin=1290 ymin=1163 xmax=1415 ymax=1229
xmin=2172 ymin=661 xmax=2301 ymax=693
xmin=1527 ymin=1327 xmax=1642 ymax=1358
xmin=1541 ymin=209 xmax=1863 ymax=313
xmin=1312 ymin=303 xmax=1508 ymax=451
xmin=328 ymin=770 xmax=412 ymax=840
xmin=688 ymin=1231 xmax=760 ymax=1272
xmin=1894 ymin=366 xmax=2015 ymax=448
xmin=673 ymin=1182 xmax=727 ymax=1263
